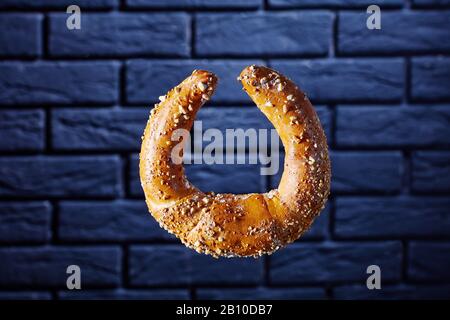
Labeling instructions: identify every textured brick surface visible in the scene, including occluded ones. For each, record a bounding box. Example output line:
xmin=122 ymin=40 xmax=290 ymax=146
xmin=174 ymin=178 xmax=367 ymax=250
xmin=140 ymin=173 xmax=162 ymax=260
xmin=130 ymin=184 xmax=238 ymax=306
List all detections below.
xmin=408 ymin=242 xmax=450 ymax=281
xmin=336 ymin=106 xmax=450 ymax=148
xmin=0 ymin=62 xmax=119 ymax=105
xmin=129 ymin=154 xmax=266 ymax=196
xmin=0 ymin=157 xmax=121 ymax=198
xmin=335 ymin=197 xmax=450 ymax=238
xmin=270 ymin=59 xmax=404 ymax=103
xmin=49 ymin=14 xmax=190 ymax=57
xmin=52 ymin=109 xmax=148 ymax=151
xmin=331 ymin=152 xmax=402 ymax=194
xmin=59 ymin=200 xmax=173 ymax=241
xmin=0 ymin=14 xmax=41 ymax=57
xmin=270 ymin=242 xmax=402 ymax=284
xmin=129 ymin=245 xmax=263 ymax=286
xmin=412 ymin=57 xmax=450 ymax=101
xmin=411 ymin=152 xmax=450 ymax=193
xmin=0 ymin=110 xmax=45 ymax=151
xmin=196 ymin=12 xmax=333 ymax=57
xmin=0 ymin=202 xmax=51 ymax=243
xmin=0 ymin=247 xmax=121 ymax=287
xmin=1 ymin=0 xmax=450 ymax=300
xmin=338 ymin=12 xmax=450 ymax=55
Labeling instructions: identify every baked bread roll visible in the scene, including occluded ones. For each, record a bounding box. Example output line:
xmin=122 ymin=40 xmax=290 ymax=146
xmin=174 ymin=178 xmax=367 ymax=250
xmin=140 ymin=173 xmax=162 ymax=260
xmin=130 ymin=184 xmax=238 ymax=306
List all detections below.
xmin=140 ymin=65 xmax=330 ymax=258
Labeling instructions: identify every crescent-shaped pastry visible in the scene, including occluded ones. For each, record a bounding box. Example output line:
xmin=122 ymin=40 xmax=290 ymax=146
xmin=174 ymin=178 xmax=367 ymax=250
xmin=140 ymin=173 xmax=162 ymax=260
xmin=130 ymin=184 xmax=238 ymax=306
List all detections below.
xmin=140 ymin=65 xmax=331 ymax=258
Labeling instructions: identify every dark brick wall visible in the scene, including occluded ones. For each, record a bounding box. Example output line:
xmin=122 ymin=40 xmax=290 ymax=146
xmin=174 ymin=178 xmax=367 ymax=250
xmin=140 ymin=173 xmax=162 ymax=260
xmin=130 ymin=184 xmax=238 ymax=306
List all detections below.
xmin=0 ymin=0 xmax=449 ymax=300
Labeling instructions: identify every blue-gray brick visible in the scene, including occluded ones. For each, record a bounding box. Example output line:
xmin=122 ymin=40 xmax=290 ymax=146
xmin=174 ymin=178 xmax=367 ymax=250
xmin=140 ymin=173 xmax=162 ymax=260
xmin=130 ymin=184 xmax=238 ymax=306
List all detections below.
xmin=58 ymin=289 xmax=189 ymax=300
xmin=0 ymin=14 xmax=41 ymax=57
xmin=0 ymin=62 xmax=119 ymax=105
xmin=196 ymin=12 xmax=332 ymax=57
xmin=185 ymin=162 xmax=265 ymax=194
xmin=412 ymin=57 xmax=450 ymax=101
xmin=0 ymin=0 xmax=118 ymax=8
xmin=126 ymin=60 xmax=264 ymax=104
xmin=0 ymin=110 xmax=45 ymax=151
xmin=49 ymin=13 xmax=189 ymax=57
xmin=0 ymin=156 xmax=121 ymax=198
xmin=59 ymin=200 xmax=174 ymax=242
xmin=0 ymin=202 xmax=51 ymax=243
xmin=336 ymin=106 xmax=450 ymax=148
xmin=130 ymin=152 xmax=265 ymax=195
xmin=334 ymin=284 xmax=450 ymax=300
xmin=127 ymin=0 xmax=262 ymax=8
xmin=0 ymin=247 xmax=121 ymax=287
xmin=338 ymin=12 xmax=450 ymax=55
xmin=412 ymin=0 xmax=450 ymax=6
xmin=0 ymin=291 xmax=52 ymax=300
xmin=197 ymin=287 xmax=326 ymax=300
xmin=332 ymin=152 xmax=402 ymax=194
xmin=129 ymin=245 xmax=263 ymax=286
xmin=270 ymin=59 xmax=403 ymax=103
xmin=52 ymin=108 xmax=148 ymax=151
xmin=335 ymin=197 xmax=450 ymax=238
xmin=270 ymin=242 xmax=402 ymax=284
xmin=408 ymin=242 xmax=450 ymax=281
xmin=271 ymin=139 xmax=398 ymax=198
xmin=412 ymin=152 xmax=450 ymax=193
xmin=269 ymin=0 xmax=402 ymax=8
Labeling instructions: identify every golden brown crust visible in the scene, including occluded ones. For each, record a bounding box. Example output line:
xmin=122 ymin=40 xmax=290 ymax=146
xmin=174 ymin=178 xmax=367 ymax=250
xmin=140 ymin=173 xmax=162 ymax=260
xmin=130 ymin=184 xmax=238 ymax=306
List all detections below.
xmin=140 ymin=66 xmax=331 ymax=258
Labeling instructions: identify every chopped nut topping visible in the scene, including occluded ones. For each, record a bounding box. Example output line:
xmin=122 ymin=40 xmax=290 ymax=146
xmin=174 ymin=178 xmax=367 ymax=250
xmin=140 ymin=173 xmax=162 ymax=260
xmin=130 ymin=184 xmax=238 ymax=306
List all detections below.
xmin=198 ymin=82 xmax=208 ymax=92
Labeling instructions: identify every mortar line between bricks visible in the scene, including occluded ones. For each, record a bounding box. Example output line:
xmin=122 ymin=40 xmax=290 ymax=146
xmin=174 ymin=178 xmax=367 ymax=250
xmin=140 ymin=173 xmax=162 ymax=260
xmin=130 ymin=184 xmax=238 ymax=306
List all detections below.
xmin=327 ymin=197 xmax=336 ymax=241
xmin=330 ymin=10 xmax=337 ymax=58
xmin=401 ymin=150 xmax=412 ymax=195
xmin=121 ymin=244 xmax=129 ymax=288
xmin=329 ymin=104 xmax=337 ymax=150
xmin=190 ymin=287 xmax=196 ymax=300
xmin=404 ymin=0 xmax=412 ymax=9
xmin=119 ymin=0 xmax=126 ymax=11
xmin=44 ymin=108 xmax=52 ymax=152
